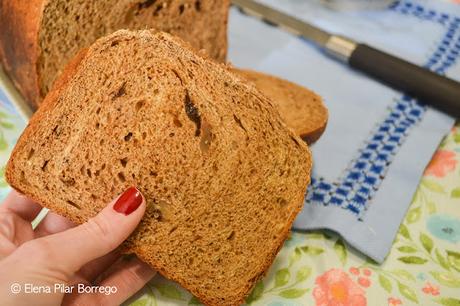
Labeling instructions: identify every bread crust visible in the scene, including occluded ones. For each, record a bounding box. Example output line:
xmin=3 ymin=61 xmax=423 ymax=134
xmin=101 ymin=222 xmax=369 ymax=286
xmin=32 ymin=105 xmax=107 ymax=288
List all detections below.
xmin=6 ymin=31 xmax=311 ymax=306
xmin=0 ymin=0 xmax=45 ymax=108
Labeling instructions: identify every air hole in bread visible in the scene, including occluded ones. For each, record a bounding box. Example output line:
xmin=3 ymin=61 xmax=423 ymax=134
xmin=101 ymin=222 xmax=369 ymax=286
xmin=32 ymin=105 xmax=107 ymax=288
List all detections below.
xmin=41 ymin=160 xmax=49 ymax=171
xmin=135 ymin=100 xmax=145 ymax=111
xmin=94 ymin=170 xmax=100 ymax=177
xmin=173 ymin=116 xmax=183 ymax=127
xmin=120 ymin=158 xmax=128 ymax=167
xmin=96 ymin=122 xmax=100 ymax=129
xmin=195 ymin=0 xmax=201 ymax=11
xmin=27 ymin=149 xmax=35 ymax=160
xmin=233 ymin=114 xmax=247 ymax=132
xmin=113 ymin=82 xmax=126 ymax=98
xmin=91 ymin=194 xmax=98 ymax=200
xmin=124 ymin=132 xmax=133 ymax=141
xmin=149 ymin=170 xmax=157 ymax=177
xmin=184 ymin=91 xmax=201 ymax=136
xmin=194 ymin=235 xmax=203 ymax=241
xmin=138 ymin=0 xmax=156 ymax=10
xmin=172 ymin=69 xmax=183 ymax=85
xmin=153 ymin=4 xmax=163 ymax=16
xmin=20 ymin=171 xmax=28 ymax=185
xmin=101 ymin=164 xmax=106 ymax=170
xmin=99 ymin=139 xmax=105 ymax=145
xmin=142 ymin=132 xmax=147 ymax=140
xmin=290 ymin=136 xmax=300 ymax=147
xmin=96 ymin=107 xmax=101 ymax=115
xmin=277 ymin=197 xmax=288 ymax=206
xmin=169 ymin=132 xmax=175 ymax=137
xmin=60 ymin=176 xmax=76 ymax=186
xmin=52 ymin=125 xmax=60 ymax=136
xmin=227 ymin=231 xmax=235 ymax=240
xmin=87 ymin=169 xmax=92 ymax=178
xmin=169 ymin=225 xmax=178 ymax=234
xmin=67 ymin=200 xmax=81 ymax=210
xmin=118 ymin=172 xmax=126 ymax=182
xmin=179 ymin=4 xmax=185 ymax=14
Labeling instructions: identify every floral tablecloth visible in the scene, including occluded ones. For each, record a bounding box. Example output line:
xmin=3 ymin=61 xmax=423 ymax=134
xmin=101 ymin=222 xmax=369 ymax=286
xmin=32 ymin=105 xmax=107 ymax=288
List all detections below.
xmin=0 ymin=97 xmax=458 ymax=306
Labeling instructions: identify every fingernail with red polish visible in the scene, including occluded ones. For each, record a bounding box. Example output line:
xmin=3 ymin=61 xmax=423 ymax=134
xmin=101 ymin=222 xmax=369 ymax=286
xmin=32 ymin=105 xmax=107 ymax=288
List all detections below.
xmin=113 ymin=187 xmax=143 ymax=215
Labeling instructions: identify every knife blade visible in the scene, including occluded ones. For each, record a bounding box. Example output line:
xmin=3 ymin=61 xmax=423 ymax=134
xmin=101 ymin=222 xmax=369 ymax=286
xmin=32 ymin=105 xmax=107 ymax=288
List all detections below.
xmin=232 ymin=0 xmax=460 ymax=118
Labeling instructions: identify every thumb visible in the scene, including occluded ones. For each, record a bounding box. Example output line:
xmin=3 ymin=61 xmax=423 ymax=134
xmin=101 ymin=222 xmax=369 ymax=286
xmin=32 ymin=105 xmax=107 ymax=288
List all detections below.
xmin=23 ymin=187 xmax=145 ymax=274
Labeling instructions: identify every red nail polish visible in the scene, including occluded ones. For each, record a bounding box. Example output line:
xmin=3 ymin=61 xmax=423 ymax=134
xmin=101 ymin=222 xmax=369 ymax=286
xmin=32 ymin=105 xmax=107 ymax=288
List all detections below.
xmin=113 ymin=187 xmax=143 ymax=215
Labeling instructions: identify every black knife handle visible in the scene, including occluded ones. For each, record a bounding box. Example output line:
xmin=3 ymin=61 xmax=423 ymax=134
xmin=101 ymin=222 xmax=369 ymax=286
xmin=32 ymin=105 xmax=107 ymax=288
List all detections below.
xmin=349 ymin=44 xmax=460 ymax=118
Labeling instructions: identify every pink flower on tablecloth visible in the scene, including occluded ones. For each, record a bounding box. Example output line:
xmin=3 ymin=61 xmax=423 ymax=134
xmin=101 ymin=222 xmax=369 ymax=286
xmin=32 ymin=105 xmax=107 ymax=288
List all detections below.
xmin=357 ymin=277 xmax=371 ymax=288
xmin=424 ymin=150 xmax=457 ymax=178
xmin=388 ymin=297 xmax=402 ymax=305
xmin=362 ymin=268 xmax=372 ymax=276
xmin=349 ymin=267 xmax=360 ymax=275
xmin=422 ymin=282 xmax=440 ymax=296
xmin=313 ymin=268 xmax=367 ymax=306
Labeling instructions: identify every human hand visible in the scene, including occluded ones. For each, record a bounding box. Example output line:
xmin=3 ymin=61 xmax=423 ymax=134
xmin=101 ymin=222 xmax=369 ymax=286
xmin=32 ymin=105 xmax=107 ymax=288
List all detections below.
xmin=0 ymin=187 xmax=155 ymax=306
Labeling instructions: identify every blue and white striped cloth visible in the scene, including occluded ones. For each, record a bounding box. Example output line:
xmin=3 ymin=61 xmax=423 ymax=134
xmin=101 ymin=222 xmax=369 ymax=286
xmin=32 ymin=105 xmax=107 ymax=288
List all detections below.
xmin=228 ymin=0 xmax=458 ymax=262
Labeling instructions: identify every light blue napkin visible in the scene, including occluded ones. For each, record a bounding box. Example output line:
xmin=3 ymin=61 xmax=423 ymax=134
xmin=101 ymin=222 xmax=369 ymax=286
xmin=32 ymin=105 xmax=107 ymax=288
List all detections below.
xmin=228 ymin=0 xmax=458 ymax=262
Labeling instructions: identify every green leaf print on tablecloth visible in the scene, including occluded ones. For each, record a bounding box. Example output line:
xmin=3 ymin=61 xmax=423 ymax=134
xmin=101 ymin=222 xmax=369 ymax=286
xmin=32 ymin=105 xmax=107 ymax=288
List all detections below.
xmin=446 ymin=250 xmax=460 ymax=272
xmin=378 ymin=274 xmax=392 ymax=293
xmin=0 ymin=110 xmax=15 ymax=152
xmin=0 ymin=108 xmax=25 ymax=199
xmin=334 ymin=239 xmax=348 ymax=266
xmin=434 ymin=297 xmax=460 ymax=306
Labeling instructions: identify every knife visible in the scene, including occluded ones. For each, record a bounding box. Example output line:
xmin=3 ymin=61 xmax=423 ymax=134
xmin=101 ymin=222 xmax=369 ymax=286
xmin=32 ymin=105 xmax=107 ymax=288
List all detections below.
xmin=232 ymin=0 xmax=460 ymax=118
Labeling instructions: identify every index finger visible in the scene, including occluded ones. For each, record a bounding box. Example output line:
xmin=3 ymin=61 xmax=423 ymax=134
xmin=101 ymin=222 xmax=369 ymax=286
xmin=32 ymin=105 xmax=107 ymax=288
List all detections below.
xmin=0 ymin=190 xmax=43 ymax=222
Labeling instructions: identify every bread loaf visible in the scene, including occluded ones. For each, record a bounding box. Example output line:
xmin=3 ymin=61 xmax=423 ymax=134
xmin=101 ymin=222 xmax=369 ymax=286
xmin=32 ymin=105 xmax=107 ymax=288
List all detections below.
xmin=233 ymin=68 xmax=328 ymax=144
xmin=6 ymin=30 xmax=311 ymax=305
xmin=0 ymin=0 xmax=229 ymax=108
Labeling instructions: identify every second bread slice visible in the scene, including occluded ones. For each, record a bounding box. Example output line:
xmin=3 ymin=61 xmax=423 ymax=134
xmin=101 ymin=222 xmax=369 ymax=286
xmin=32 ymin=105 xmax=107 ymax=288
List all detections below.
xmin=233 ymin=68 xmax=328 ymax=144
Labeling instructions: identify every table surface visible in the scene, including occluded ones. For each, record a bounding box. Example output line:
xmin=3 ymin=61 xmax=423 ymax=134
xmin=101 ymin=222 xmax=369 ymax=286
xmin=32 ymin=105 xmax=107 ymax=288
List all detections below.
xmin=1 ymin=1 xmax=460 ymax=305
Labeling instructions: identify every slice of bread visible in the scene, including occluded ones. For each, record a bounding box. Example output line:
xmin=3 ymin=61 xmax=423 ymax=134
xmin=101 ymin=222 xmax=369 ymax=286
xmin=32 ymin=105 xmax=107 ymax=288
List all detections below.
xmin=0 ymin=0 xmax=229 ymax=108
xmin=6 ymin=30 xmax=311 ymax=305
xmin=233 ymin=68 xmax=328 ymax=144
